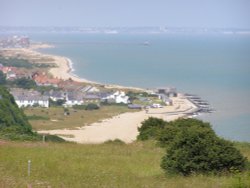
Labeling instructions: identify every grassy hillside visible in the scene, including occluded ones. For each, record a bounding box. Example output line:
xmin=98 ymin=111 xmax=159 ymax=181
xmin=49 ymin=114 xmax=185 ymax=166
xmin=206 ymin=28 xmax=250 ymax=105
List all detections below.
xmin=0 ymin=141 xmax=249 ymax=188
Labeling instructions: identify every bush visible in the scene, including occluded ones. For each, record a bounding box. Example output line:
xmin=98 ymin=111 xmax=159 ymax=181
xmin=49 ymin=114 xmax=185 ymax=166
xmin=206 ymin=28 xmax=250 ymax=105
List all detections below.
xmin=72 ymin=105 xmax=87 ymax=110
xmin=157 ymin=118 xmax=214 ymax=147
xmin=160 ymin=120 xmax=247 ymax=175
xmin=85 ymin=103 xmax=99 ymax=110
xmin=104 ymin=139 xmax=126 ymax=145
xmin=49 ymin=99 xmax=66 ymax=107
xmin=137 ymin=117 xmax=166 ymax=140
xmin=0 ymin=70 xmax=6 ymax=85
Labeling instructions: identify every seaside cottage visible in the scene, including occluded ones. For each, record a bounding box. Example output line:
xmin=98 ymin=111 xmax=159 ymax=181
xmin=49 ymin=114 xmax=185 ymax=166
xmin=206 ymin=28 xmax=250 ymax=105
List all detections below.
xmin=10 ymin=88 xmax=49 ymax=108
xmin=101 ymin=91 xmax=129 ymax=104
xmin=64 ymin=92 xmax=84 ymax=107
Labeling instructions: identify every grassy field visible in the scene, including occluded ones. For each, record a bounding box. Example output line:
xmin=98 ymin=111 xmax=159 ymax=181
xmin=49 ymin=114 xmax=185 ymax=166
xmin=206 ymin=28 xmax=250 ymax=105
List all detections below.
xmin=0 ymin=141 xmax=249 ymax=188
xmin=24 ymin=106 xmax=136 ymax=131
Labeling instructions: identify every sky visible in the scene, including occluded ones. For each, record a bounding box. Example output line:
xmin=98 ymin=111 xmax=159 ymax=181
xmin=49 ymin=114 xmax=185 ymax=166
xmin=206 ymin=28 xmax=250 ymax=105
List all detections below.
xmin=1 ymin=0 xmax=250 ymax=28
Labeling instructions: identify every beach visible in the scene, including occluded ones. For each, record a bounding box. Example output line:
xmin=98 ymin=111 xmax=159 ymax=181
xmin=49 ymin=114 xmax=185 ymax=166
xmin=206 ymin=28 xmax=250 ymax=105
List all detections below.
xmin=0 ymin=45 xmax=95 ymax=83
xmin=38 ymin=95 xmax=197 ymax=143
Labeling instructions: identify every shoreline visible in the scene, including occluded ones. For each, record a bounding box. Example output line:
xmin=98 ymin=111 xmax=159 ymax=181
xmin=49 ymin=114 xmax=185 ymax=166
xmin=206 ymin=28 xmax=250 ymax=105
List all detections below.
xmin=32 ymin=43 xmax=147 ymax=90
xmin=33 ymin=44 xmax=147 ymax=91
xmin=0 ymin=43 xmax=145 ymax=90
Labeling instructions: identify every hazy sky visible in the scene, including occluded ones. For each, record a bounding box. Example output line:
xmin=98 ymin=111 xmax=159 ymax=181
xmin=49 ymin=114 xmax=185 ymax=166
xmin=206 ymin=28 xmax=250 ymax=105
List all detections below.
xmin=1 ymin=0 xmax=250 ymax=28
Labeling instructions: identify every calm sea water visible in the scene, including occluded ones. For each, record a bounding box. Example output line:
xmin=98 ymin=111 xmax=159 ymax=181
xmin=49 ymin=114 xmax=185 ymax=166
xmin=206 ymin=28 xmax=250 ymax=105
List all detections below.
xmin=31 ymin=33 xmax=250 ymax=142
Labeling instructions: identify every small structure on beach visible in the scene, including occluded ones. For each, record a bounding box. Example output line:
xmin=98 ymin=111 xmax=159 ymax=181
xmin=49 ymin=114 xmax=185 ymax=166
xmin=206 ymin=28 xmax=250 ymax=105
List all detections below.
xmin=156 ymin=87 xmax=177 ymax=97
xmin=158 ymin=94 xmax=173 ymax=106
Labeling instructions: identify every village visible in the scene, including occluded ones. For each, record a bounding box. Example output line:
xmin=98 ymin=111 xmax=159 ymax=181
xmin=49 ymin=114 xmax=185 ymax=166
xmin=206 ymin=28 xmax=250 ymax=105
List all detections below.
xmin=0 ymin=58 xmax=177 ymax=110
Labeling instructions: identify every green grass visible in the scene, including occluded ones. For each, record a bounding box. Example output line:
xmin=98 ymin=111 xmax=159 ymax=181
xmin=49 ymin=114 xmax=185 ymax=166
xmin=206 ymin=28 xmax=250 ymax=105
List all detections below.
xmin=24 ymin=106 xmax=137 ymax=131
xmin=0 ymin=141 xmax=249 ymax=188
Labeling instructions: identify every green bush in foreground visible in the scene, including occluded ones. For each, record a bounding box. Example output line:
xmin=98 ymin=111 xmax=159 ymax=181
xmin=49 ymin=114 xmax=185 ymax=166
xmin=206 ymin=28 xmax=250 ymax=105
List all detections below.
xmin=161 ymin=125 xmax=247 ymax=175
xmin=137 ymin=117 xmax=166 ymax=140
xmin=138 ymin=118 xmax=247 ymax=175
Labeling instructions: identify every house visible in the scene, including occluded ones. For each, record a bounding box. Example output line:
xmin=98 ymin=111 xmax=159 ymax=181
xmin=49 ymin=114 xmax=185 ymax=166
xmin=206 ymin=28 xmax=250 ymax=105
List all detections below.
xmin=101 ymin=91 xmax=129 ymax=104
xmin=64 ymin=91 xmax=84 ymax=107
xmin=83 ymin=94 xmax=101 ymax=103
xmin=156 ymin=87 xmax=177 ymax=97
xmin=0 ymin=66 xmax=17 ymax=80
xmin=81 ymin=85 xmax=100 ymax=93
xmin=158 ymin=94 xmax=173 ymax=106
xmin=32 ymin=73 xmax=61 ymax=87
xmin=44 ymin=90 xmax=66 ymax=101
xmin=58 ymin=79 xmax=84 ymax=91
xmin=10 ymin=88 xmax=49 ymax=108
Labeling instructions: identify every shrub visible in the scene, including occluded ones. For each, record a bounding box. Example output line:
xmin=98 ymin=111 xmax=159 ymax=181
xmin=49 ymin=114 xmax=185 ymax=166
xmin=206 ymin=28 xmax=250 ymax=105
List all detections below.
xmin=104 ymin=139 xmax=126 ymax=145
xmin=137 ymin=117 xmax=166 ymax=140
xmin=72 ymin=105 xmax=86 ymax=110
xmin=85 ymin=103 xmax=99 ymax=110
xmin=160 ymin=120 xmax=247 ymax=175
xmin=0 ymin=70 xmax=6 ymax=85
xmin=157 ymin=118 xmax=214 ymax=147
xmin=49 ymin=99 xmax=66 ymax=107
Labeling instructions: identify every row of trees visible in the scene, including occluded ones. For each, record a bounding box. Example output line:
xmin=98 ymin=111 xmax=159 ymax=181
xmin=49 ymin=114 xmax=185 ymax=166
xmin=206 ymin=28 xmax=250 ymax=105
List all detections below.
xmin=137 ymin=117 xmax=247 ymax=175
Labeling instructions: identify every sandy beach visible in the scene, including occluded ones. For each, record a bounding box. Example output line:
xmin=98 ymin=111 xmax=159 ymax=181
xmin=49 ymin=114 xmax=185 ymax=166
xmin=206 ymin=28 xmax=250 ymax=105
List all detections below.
xmin=38 ymin=95 xmax=198 ymax=144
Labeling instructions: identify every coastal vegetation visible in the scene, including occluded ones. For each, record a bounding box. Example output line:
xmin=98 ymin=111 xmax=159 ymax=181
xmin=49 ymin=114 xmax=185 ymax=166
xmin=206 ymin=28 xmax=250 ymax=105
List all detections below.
xmin=0 ymin=71 xmax=6 ymax=85
xmin=138 ymin=118 xmax=248 ymax=176
xmin=0 ymin=86 xmax=63 ymax=142
xmin=0 ymin=56 xmax=55 ymax=69
xmin=0 ymin=85 xmax=35 ymax=140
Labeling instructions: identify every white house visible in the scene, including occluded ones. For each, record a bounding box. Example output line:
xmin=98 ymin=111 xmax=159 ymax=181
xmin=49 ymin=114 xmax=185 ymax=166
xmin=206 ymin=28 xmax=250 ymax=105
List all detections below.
xmin=10 ymin=88 xmax=49 ymax=108
xmin=64 ymin=92 xmax=84 ymax=107
xmin=102 ymin=91 xmax=129 ymax=104
xmin=15 ymin=96 xmax=49 ymax=108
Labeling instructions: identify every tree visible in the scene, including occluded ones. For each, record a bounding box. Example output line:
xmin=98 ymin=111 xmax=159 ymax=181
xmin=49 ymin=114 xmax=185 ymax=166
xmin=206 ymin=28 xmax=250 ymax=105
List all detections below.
xmin=0 ymin=70 xmax=6 ymax=85
xmin=137 ymin=117 xmax=166 ymax=140
xmin=14 ymin=77 xmax=36 ymax=89
xmin=160 ymin=120 xmax=247 ymax=175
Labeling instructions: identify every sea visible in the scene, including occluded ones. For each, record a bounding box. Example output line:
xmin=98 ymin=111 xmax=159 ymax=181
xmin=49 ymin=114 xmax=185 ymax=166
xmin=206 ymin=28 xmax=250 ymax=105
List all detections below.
xmin=29 ymin=33 xmax=250 ymax=142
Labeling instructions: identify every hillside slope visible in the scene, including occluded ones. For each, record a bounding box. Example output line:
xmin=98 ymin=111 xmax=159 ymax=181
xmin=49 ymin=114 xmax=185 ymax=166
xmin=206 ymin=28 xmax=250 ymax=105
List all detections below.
xmin=0 ymin=86 xmax=37 ymax=140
